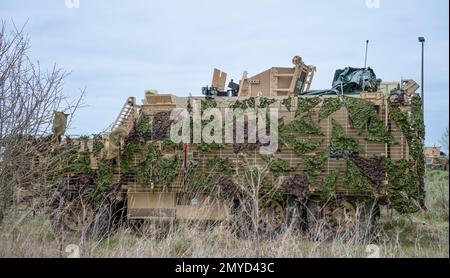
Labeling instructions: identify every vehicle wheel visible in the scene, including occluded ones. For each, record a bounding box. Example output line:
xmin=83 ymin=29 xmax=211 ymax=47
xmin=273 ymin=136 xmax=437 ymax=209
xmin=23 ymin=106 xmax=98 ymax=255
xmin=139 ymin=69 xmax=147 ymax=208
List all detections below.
xmin=231 ymin=198 xmax=288 ymax=238
xmin=49 ymin=178 xmax=122 ymax=239
xmin=306 ymin=197 xmax=380 ymax=239
xmin=322 ymin=199 xmax=357 ymax=232
xmin=89 ymin=199 xmax=124 ymax=238
xmin=61 ymin=200 xmax=94 ymax=232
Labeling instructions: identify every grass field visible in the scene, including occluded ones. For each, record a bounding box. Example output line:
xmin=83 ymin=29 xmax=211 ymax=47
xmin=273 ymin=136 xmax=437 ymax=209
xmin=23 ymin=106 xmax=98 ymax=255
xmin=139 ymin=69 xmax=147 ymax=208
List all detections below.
xmin=0 ymin=170 xmax=448 ymax=258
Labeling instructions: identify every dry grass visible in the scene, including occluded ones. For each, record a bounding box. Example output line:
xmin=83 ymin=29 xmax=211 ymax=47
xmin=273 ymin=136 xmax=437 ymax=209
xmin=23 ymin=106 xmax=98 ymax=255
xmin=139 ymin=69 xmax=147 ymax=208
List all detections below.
xmin=0 ymin=171 xmax=448 ymax=258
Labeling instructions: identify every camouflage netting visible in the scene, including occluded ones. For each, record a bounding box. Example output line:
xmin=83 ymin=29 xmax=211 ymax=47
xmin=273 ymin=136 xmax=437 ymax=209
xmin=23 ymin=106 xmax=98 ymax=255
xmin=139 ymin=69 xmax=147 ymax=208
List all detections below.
xmin=194 ymin=99 xmax=223 ymax=152
xmin=233 ymin=121 xmax=262 ymax=154
xmin=280 ymin=173 xmax=309 ymax=202
xmin=207 ymin=156 xmax=235 ymax=175
xmin=278 ymin=98 xmax=328 ymax=185
xmin=382 ymin=158 xmax=421 ymax=213
xmin=258 ymin=97 xmax=277 ymax=108
xmin=344 ymin=158 xmax=374 ymax=194
xmin=349 ymin=155 xmax=385 ymax=189
xmin=119 ymin=142 xmax=180 ymax=187
xmin=151 ymin=111 xmax=173 ymax=140
xmin=260 ymin=155 xmax=295 ymax=178
xmin=286 ymin=112 xmax=324 ymax=136
xmin=152 ymin=155 xmax=180 ymax=187
xmin=44 ymin=143 xmax=90 ymax=183
xmin=184 ymin=161 xmax=215 ymax=193
xmin=318 ymin=97 xmax=343 ymax=121
xmin=344 ymin=96 xmax=395 ymax=143
xmin=303 ymin=151 xmax=328 ymax=183
xmin=137 ymin=114 xmax=151 ymax=137
xmin=43 ymin=91 xmax=424 ymax=216
xmin=387 ymin=95 xmax=425 ymax=211
xmin=330 ymin=119 xmax=362 ymax=156
xmin=230 ymin=97 xmax=255 ymax=110
xmin=319 ymin=170 xmax=339 ymax=200
xmin=277 ymin=95 xmax=423 ymax=213
xmin=296 ymin=97 xmax=321 ymax=115
xmin=184 ymin=155 xmax=240 ymax=198
xmin=49 ymin=172 xmax=97 ymax=209
xmin=215 ymin=174 xmax=241 ymax=200
xmin=281 ymin=96 xmax=292 ymax=111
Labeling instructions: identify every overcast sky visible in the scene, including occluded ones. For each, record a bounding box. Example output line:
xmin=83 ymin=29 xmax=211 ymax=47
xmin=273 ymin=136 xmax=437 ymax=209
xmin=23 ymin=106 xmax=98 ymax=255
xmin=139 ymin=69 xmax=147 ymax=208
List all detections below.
xmin=1 ymin=0 xmax=448 ymax=146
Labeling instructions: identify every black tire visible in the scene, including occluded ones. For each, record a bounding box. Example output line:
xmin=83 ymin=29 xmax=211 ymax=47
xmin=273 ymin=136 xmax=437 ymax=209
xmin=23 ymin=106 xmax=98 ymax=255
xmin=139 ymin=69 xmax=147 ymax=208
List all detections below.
xmin=306 ymin=196 xmax=380 ymax=240
xmin=88 ymin=196 xmax=125 ymax=239
xmin=49 ymin=179 xmax=123 ymax=240
xmin=231 ymin=195 xmax=304 ymax=239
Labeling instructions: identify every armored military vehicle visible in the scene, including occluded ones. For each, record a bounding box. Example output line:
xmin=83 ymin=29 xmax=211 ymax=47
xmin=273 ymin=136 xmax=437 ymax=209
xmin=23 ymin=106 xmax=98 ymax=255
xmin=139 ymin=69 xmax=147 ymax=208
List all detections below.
xmin=47 ymin=56 xmax=425 ymax=238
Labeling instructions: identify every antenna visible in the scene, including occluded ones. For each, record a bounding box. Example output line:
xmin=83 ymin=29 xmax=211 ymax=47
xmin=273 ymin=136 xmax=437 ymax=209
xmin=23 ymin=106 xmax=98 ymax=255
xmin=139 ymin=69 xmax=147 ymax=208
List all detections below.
xmin=361 ymin=40 xmax=370 ymax=92
xmin=364 ymin=40 xmax=369 ymax=68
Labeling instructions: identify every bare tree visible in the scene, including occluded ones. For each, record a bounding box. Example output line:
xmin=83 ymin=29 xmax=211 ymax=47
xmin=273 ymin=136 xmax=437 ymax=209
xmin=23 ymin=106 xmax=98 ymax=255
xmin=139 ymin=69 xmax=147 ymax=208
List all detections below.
xmin=0 ymin=21 xmax=83 ymax=222
xmin=440 ymin=125 xmax=449 ymax=155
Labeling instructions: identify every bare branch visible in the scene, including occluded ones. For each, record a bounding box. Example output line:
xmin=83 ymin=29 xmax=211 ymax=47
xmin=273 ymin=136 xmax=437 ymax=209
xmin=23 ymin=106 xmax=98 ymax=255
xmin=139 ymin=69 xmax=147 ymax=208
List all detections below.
xmin=0 ymin=21 xmax=85 ymax=222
